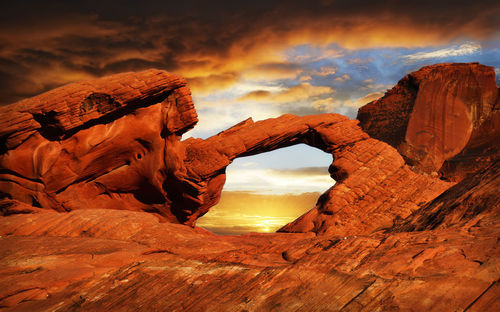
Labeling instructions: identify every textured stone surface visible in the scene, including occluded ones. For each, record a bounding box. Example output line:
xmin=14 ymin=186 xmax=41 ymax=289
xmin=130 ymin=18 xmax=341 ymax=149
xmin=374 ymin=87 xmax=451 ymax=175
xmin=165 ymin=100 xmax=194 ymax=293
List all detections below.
xmin=357 ymin=63 xmax=499 ymax=177
xmin=394 ymin=159 xmax=500 ymax=232
xmin=179 ymin=114 xmax=370 ymax=224
xmin=0 ymin=166 xmax=498 ymax=312
xmin=1 ymin=79 xmax=450 ymax=233
xmin=181 ymin=114 xmax=450 ymax=235
xmin=279 ymin=139 xmax=450 ymax=235
xmin=0 ymin=69 xmax=196 ymax=150
xmin=0 ymin=70 xmax=197 ymax=222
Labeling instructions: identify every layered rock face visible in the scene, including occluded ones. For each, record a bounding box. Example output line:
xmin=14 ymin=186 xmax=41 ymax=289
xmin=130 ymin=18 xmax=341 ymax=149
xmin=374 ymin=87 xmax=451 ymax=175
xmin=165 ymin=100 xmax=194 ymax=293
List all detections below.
xmin=0 ymin=63 xmax=498 ymax=311
xmin=0 ymin=165 xmax=498 ymax=311
xmin=0 ymin=70 xmax=197 ymax=222
xmin=357 ymin=63 xmax=499 ymax=179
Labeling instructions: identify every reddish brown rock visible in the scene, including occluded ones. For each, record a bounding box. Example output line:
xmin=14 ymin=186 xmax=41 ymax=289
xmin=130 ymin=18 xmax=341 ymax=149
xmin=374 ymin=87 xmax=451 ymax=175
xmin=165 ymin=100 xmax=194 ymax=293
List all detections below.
xmin=0 ymin=64 xmax=499 ymax=311
xmin=1 ymin=77 xmax=451 ymax=235
xmin=180 ymin=114 xmax=451 ymax=235
xmin=394 ymin=159 xmax=500 ymax=232
xmin=179 ymin=114 xmax=371 ymax=224
xmin=176 ymin=114 xmax=451 ymax=235
xmin=279 ymin=139 xmax=451 ymax=235
xmin=0 ymin=170 xmax=498 ymax=311
xmin=0 ymin=70 xmax=197 ymax=222
xmin=358 ymin=63 xmax=499 ymax=178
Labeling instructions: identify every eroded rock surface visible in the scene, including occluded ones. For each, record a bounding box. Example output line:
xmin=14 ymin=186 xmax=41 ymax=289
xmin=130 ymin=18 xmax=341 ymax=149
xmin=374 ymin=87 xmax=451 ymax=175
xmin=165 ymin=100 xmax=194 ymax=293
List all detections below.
xmin=357 ymin=62 xmax=500 ymax=179
xmin=0 ymin=70 xmax=197 ymax=222
xmin=181 ymin=114 xmax=450 ymax=235
xmin=0 ymin=76 xmax=451 ymax=234
xmin=0 ymin=173 xmax=498 ymax=311
xmin=0 ymin=63 xmax=499 ymax=311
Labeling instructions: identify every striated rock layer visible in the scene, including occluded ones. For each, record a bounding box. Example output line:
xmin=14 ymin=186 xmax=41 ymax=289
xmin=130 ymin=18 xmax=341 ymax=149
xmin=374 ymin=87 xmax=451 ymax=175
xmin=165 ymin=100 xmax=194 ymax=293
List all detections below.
xmin=0 ymin=70 xmax=198 ymax=222
xmin=181 ymin=114 xmax=450 ymax=235
xmin=0 ymin=160 xmax=498 ymax=311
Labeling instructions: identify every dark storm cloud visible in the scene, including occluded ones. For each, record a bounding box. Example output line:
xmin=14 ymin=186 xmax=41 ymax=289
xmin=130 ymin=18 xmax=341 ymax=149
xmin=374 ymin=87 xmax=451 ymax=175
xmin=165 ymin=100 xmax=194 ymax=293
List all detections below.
xmin=0 ymin=0 xmax=498 ymax=105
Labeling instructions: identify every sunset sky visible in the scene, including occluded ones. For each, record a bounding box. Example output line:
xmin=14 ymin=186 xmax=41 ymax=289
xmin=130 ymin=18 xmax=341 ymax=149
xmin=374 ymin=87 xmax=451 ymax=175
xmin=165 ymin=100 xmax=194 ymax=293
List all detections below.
xmin=1 ymin=1 xmax=499 ymax=233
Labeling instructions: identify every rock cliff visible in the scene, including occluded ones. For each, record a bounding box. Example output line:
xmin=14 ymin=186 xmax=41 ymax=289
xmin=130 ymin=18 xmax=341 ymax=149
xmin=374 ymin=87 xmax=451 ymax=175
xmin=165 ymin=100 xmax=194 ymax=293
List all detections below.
xmin=357 ymin=62 xmax=500 ymax=180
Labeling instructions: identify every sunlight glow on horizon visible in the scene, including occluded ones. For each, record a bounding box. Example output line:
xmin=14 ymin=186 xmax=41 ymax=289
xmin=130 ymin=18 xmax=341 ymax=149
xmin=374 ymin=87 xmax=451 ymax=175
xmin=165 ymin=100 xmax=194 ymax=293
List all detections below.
xmin=197 ymin=145 xmax=333 ymax=235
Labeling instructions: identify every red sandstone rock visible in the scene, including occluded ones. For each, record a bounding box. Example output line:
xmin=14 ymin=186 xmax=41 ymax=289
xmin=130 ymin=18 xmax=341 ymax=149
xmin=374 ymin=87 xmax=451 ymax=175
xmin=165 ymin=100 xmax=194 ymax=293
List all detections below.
xmin=0 ymin=167 xmax=498 ymax=311
xmin=358 ymin=63 xmax=499 ymax=178
xmin=279 ymin=139 xmax=451 ymax=235
xmin=0 ymin=64 xmax=499 ymax=311
xmin=180 ymin=114 xmax=450 ymax=235
xmin=0 ymin=70 xmax=197 ymax=222
xmin=180 ymin=114 xmax=372 ymax=224
xmin=1 ymin=78 xmax=451 ymax=234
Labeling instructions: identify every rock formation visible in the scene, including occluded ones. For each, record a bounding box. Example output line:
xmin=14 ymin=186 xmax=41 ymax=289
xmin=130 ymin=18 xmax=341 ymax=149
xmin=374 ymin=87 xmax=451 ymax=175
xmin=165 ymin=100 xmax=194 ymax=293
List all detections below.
xmin=0 ymin=166 xmax=498 ymax=310
xmin=0 ymin=70 xmax=198 ymax=222
xmin=0 ymin=63 xmax=498 ymax=311
xmin=182 ymin=114 xmax=450 ymax=235
xmin=357 ymin=62 xmax=500 ymax=180
xmin=0 ymin=72 xmax=451 ymax=236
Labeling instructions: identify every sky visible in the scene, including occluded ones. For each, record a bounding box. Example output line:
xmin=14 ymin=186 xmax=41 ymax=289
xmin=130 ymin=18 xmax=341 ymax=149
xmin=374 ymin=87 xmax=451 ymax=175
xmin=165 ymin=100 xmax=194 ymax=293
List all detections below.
xmin=1 ymin=0 xmax=499 ymax=233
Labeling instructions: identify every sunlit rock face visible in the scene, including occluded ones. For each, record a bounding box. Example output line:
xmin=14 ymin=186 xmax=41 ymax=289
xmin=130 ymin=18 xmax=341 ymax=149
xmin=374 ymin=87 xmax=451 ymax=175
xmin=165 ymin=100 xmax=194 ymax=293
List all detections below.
xmin=0 ymin=70 xmax=198 ymax=222
xmin=184 ymin=114 xmax=451 ymax=236
xmin=357 ymin=62 xmax=500 ymax=180
xmin=0 ymin=68 xmax=450 ymax=234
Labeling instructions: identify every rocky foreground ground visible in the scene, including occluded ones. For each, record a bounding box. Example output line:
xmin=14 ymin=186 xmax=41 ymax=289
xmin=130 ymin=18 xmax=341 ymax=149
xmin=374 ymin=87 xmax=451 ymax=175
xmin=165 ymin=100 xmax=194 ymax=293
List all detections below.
xmin=0 ymin=63 xmax=498 ymax=311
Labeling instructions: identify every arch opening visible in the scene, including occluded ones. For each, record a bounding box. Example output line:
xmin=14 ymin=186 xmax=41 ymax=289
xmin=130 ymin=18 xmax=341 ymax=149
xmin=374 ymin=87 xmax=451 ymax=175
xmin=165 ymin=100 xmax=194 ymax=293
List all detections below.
xmin=196 ymin=144 xmax=335 ymax=235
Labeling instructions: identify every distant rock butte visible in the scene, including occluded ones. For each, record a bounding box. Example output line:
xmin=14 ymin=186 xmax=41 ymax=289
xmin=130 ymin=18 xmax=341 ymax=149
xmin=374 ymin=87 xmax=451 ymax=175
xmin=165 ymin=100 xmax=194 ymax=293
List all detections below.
xmin=357 ymin=62 xmax=500 ymax=180
xmin=0 ymin=63 xmax=498 ymax=311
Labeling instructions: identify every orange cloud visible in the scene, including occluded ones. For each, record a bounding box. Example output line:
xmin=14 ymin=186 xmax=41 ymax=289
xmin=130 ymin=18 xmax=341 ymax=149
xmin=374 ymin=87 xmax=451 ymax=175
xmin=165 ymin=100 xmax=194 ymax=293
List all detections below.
xmin=187 ymin=72 xmax=239 ymax=94
xmin=239 ymin=83 xmax=334 ymax=104
xmin=334 ymin=74 xmax=351 ymax=82
xmin=242 ymin=62 xmax=303 ymax=81
xmin=238 ymin=90 xmax=272 ymax=101
xmin=273 ymin=83 xmax=334 ymax=103
xmin=1 ymin=1 xmax=498 ymax=104
xmin=312 ymin=98 xmax=340 ymax=111
xmin=344 ymin=91 xmax=385 ymax=108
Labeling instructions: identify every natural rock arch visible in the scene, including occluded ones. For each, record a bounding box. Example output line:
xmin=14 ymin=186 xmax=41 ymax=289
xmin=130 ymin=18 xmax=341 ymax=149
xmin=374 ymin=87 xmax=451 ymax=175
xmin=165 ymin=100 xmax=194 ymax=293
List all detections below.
xmin=0 ymin=69 xmax=450 ymax=237
xmin=178 ymin=114 xmax=450 ymax=235
xmin=176 ymin=114 xmax=367 ymax=224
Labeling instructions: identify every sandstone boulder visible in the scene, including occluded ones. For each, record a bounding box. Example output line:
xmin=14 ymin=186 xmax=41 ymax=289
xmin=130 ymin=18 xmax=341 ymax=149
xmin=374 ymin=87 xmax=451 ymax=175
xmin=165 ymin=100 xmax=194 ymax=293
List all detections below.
xmin=0 ymin=70 xmax=197 ymax=222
